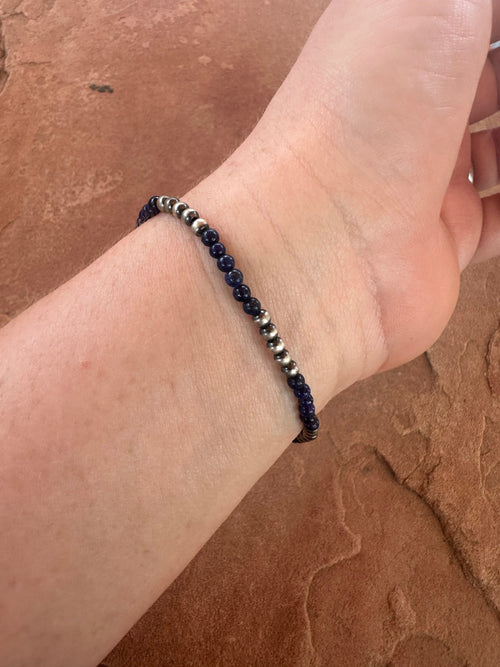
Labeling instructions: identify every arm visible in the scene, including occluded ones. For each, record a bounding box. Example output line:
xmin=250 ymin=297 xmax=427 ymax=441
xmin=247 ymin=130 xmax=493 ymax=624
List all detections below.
xmin=1 ymin=0 xmax=497 ymax=663
xmin=0 ymin=130 xmax=383 ymax=666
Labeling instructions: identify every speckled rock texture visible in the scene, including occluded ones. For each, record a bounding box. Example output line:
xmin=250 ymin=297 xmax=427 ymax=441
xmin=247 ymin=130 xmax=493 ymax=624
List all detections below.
xmin=1 ymin=1 xmax=499 ymax=665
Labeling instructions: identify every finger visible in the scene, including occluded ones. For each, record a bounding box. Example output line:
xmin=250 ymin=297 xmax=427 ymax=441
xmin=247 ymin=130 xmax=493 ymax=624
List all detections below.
xmin=470 ymin=192 xmax=500 ymax=263
xmin=492 ymin=0 xmax=500 ymax=43
xmin=471 ymin=128 xmax=498 ymax=190
xmin=469 ymin=58 xmax=497 ymax=125
xmin=442 ymin=129 xmax=484 ymax=271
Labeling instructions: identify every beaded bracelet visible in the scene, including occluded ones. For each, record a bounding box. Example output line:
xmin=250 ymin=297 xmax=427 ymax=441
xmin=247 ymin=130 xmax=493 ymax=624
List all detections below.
xmin=136 ymin=195 xmax=319 ymax=443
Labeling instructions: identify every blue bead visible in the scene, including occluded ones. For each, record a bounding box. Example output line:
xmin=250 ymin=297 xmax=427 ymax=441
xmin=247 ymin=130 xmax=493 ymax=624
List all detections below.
xmin=243 ymin=297 xmax=261 ymax=316
xmin=217 ymin=254 xmax=235 ymax=272
xmin=292 ymin=374 xmax=305 ymax=389
xmin=303 ymin=415 xmax=319 ymax=431
xmin=299 ymin=395 xmax=314 ymax=408
xmin=225 ymin=269 xmax=243 ymax=287
xmin=294 ymin=384 xmax=311 ymax=399
xmin=209 ymin=242 xmax=225 ymax=258
xmin=148 ymin=197 xmax=159 ymax=215
xmin=233 ymin=284 xmax=251 ymax=302
xmin=299 ymin=402 xmax=316 ymax=418
xmin=202 ymin=228 xmax=219 ymax=246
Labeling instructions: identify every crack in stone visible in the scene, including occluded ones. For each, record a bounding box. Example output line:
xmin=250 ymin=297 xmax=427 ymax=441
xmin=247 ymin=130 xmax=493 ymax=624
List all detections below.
xmin=373 ymin=449 xmax=500 ymax=623
xmin=0 ymin=18 xmax=9 ymax=95
xmin=302 ymin=478 xmax=362 ymax=665
xmin=424 ymin=350 xmax=454 ymax=406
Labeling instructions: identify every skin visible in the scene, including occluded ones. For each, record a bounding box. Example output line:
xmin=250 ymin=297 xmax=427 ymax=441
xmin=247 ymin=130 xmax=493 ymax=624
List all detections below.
xmin=1 ymin=0 xmax=500 ymax=664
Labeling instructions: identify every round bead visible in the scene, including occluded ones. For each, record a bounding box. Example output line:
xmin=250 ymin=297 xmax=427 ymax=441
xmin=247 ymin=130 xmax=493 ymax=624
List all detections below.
xmin=274 ymin=349 xmax=291 ymax=366
xmin=233 ymin=284 xmax=251 ymax=302
xmin=282 ymin=360 xmax=299 ymax=377
xmin=209 ymin=241 xmax=226 ymax=258
xmin=294 ymin=383 xmax=311 ymax=399
xmin=172 ymin=201 xmax=189 ymax=218
xmin=243 ymin=298 xmax=261 ymax=316
xmin=291 ymin=373 xmax=305 ymax=388
xmin=201 ymin=228 xmax=219 ymax=246
xmin=225 ymin=269 xmax=243 ymax=287
xmin=157 ymin=195 xmax=168 ymax=212
xmin=166 ymin=197 xmax=179 ymax=213
xmin=299 ymin=395 xmax=315 ymax=409
xmin=303 ymin=415 xmax=320 ymax=432
xmin=259 ymin=322 xmax=277 ymax=340
xmin=299 ymin=399 xmax=315 ymax=417
xmin=148 ymin=196 xmax=159 ymax=214
xmin=181 ymin=208 xmax=199 ymax=225
xmin=217 ymin=254 xmax=235 ymax=272
xmin=191 ymin=218 xmax=209 ymax=236
xmin=253 ymin=309 xmax=271 ymax=327
xmin=267 ymin=336 xmax=285 ymax=354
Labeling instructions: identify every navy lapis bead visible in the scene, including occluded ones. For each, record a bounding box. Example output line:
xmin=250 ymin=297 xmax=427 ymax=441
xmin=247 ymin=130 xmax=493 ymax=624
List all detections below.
xmin=233 ymin=284 xmax=251 ymax=302
xmin=290 ymin=373 xmax=305 ymax=389
xmin=217 ymin=254 xmax=235 ymax=272
xmin=209 ymin=242 xmax=226 ymax=258
xmin=201 ymin=228 xmax=219 ymax=246
xmin=243 ymin=297 xmax=261 ymax=316
xmin=148 ymin=197 xmax=159 ymax=215
xmin=225 ymin=269 xmax=243 ymax=287
xmin=294 ymin=383 xmax=311 ymax=399
xmin=299 ymin=401 xmax=316 ymax=418
xmin=303 ymin=415 xmax=320 ymax=431
xmin=299 ymin=395 xmax=314 ymax=409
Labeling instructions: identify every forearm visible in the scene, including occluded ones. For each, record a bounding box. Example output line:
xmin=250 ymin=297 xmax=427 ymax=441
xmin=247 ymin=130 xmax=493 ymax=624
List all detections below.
xmin=0 ymin=125 xmax=385 ymax=666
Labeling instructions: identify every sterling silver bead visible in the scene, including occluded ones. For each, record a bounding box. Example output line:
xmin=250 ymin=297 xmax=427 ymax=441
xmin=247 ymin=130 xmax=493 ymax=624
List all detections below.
xmin=266 ymin=336 xmax=285 ymax=354
xmin=157 ymin=195 xmax=168 ymax=212
xmin=191 ymin=217 xmax=209 ymax=235
xmin=252 ymin=309 xmax=271 ymax=327
xmin=181 ymin=207 xmax=199 ymax=225
xmin=166 ymin=197 xmax=179 ymax=214
xmin=274 ymin=349 xmax=291 ymax=366
xmin=259 ymin=323 xmax=278 ymax=341
xmin=172 ymin=201 xmax=189 ymax=218
xmin=282 ymin=360 xmax=299 ymax=377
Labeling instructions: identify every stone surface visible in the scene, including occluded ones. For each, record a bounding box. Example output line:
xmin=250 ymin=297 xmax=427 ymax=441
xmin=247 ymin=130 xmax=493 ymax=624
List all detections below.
xmin=1 ymin=1 xmax=499 ymax=665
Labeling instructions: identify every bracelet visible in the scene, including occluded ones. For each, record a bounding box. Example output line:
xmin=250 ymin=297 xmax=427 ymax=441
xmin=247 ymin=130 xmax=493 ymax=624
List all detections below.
xmin=136 ymin=195 xmax=320 ymax=443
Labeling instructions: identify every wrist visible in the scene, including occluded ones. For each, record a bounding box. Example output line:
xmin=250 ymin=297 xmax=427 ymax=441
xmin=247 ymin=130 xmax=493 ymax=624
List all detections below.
xmin=180 ymin=127 xmax=389 ymax=417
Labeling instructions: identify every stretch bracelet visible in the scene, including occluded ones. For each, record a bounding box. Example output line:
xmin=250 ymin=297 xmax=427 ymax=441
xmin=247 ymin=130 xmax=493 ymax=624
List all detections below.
xmin=136 ymin=195 xmax=320 ymax=443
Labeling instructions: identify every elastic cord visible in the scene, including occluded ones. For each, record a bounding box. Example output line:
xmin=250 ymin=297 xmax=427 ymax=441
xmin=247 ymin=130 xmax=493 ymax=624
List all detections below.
xmin=137 ymin=195 xmax=319 ymax=443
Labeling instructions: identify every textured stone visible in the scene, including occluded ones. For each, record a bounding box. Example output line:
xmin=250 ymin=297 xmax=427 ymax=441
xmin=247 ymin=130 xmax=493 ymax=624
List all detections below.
xmin=1 ymin=1 xmax=499 ymax=665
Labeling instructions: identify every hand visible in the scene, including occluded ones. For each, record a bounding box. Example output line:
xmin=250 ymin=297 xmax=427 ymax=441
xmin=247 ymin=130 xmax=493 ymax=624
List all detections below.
xmin=189 ymin=0 xmax=498 ymax=401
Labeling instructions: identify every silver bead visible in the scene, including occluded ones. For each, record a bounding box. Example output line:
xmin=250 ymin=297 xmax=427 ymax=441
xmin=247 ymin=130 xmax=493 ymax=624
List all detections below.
xmin=172 ymin=201 xmax=189 ymax=218
xmin=282 ymin=360 xmax=299 ymax=377
xmin=274 ymin=349 xmax=291 ymax=366
xmin=181 ymin=207 xmax=198 ymax=225
xmin=191 ymin=217 xmax=209 ymax=235
xmin=266 ymin=336 xmax=285 ymax=354
xmin=157 ymin=195 xmax=168 ymax=212
xmin=166 ymin=197 xmax=179 ymax=214
xmin=259 ymin=323 xmax=278 ymax=341
xmin=252 ymin=309 xmax=271 ymax=327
